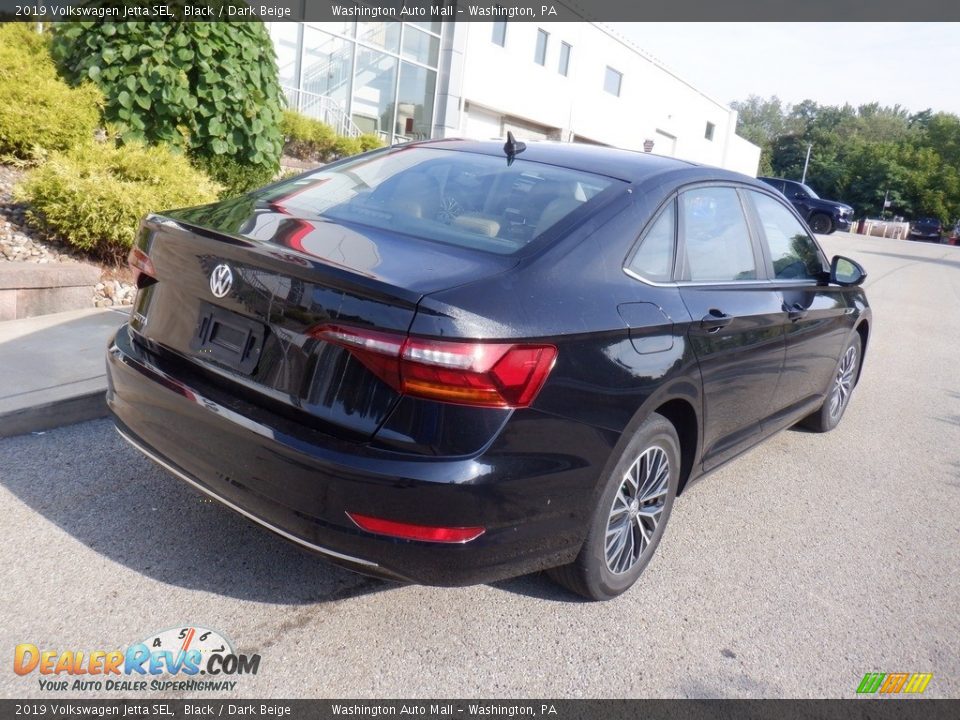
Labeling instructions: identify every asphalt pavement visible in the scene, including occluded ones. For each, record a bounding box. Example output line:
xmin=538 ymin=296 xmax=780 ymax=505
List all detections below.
xmin=1 ymin=232 xmax=958 ymax=699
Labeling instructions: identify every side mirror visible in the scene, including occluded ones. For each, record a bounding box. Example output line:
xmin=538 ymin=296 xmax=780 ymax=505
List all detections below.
xmin=794 ymin=191 xmax=808 ymax=200
xmin=830 ymin=255 xmax=866 ymax=286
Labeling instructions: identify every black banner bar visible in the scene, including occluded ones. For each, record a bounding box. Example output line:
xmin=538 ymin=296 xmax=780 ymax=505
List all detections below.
xmin=2 ymin=701 xmax=960 ymax=720
xmin=2 ymin=0 xmax=960 ymax=22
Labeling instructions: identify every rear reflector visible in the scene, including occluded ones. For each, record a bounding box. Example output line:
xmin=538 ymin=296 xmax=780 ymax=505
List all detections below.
xmin=347 ymin=512 xmax=485 ymax=544
xmin=312 ymin=325 xmax=556 ymax=408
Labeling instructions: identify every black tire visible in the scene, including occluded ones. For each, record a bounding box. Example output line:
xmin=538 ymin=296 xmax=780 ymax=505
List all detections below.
xmin=809 ymin=213 xmax=834 ymax=234
xmin=548 ymin=413 xmax=680 ymax=601
xmin=801 ymin=333 xmax=862 ymax=433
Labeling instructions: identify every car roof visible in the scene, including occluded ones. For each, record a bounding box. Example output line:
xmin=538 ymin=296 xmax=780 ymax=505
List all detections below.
xmin=407 ymin=138 xmax=757 ymax=187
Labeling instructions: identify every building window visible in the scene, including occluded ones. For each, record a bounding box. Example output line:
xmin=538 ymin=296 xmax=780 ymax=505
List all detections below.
xmin=270 ymin=23 xmax=300 ymax=90
xmin=402 ymin=25 xmax=440 ymax=66
xmin=284 ymin=22 xmax=440 ymax=146
xmin=558 ymin=42 xmax=571 ymax=76
xmin=705 ymin=122 xmax=716 ymax=141
xmin=395 ymin=62 xmax=437 ymax=141
xmin=351 ymin=45 xmax=398 ymax=137
xmin=492 ymin=21 xmax=507 ymax=47
xmin=301 ymin=27 xmax=352 ymax=110
xmin=604 ymin=66 xmax=622 ymax=96
xmin=357 ymin=22 xmax=401 ymax=53
xmin=535 ymin=29 xmax=549 ymax=66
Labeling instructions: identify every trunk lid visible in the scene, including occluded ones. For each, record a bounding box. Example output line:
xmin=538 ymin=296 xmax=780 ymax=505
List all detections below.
xmin=129 ymin=200 xmax=516 ymax=440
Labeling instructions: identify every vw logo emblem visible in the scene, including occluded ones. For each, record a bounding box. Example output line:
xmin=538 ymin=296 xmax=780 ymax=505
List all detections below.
xmin=209 ymin=263 xmax=234 ymax=298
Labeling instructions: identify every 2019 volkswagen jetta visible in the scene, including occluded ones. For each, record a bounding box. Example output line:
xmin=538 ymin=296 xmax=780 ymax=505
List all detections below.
xmin=107 ymin=140 xmax=870 ymax=600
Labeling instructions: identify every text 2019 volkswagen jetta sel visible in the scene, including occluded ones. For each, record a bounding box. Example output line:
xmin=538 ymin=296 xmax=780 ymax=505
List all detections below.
xmin=107 ymin=139 xmax=870 ymax=600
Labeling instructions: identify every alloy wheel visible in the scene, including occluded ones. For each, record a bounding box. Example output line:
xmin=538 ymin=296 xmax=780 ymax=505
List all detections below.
xmin=604 ymin=446 xmax=670 ymax=575
xmin=829 ymin=345 xmax=858 ymax=420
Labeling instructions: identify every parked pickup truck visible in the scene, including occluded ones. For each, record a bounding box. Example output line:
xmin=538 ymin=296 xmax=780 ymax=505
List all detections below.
xmin=758 ymin=177 xmax=854 ymax=234
xmin=908 ymin=217 xmax=943 ymax=242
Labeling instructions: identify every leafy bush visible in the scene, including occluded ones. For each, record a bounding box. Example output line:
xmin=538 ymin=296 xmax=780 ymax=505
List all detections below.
xmin=16 ymin=141 xmax=220 ymax=260
xmin=51 ymin=21 xmax=283 ymax=177
xmin=0 ymin=24 xmax=103 ymax=162
xmin=191 ymin=153 xmax=278 ymax=199
xmin=281 ymin=110 xmax=337 ymax=161
xmin=281 ymin=110 xmax=384 ymax=163
xmin=359 ymin=133 xmax=385 ymax=152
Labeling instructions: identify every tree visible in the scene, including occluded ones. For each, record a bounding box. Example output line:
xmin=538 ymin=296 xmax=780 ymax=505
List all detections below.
xmin=730 ymin=95 xmax=791 ymax=175
xmin=51 ymin=19 xmax=284 ymax=186
xmin=731 ymin=95 xmax=960 ymax=223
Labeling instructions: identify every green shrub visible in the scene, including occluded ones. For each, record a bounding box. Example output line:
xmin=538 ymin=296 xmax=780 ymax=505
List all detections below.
xmin=51 ymin=21 xmax=283 ymax=177
xmin=15 ymin=141 xmax=220 ymax=260
xmin=0 ymin=24 xmax=103 ymax=162
xmin=359 ymin=133 xmax=385 ymax=152
xmin=191 ymin=153 xmax=278 ymax=199
xmin=281 ymin=110 xmax=336 ymax=161
xmin=332 ymin=135 xmax=362 ymax=158
xmin=281 ymin=110 xmax=384 ymax=163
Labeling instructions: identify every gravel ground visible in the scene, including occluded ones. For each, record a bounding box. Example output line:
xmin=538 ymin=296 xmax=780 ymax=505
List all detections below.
xmin=0 ymin=232 xmax=958 ymax=700
xmin=0 ymin=164 xmax=135 ymax=307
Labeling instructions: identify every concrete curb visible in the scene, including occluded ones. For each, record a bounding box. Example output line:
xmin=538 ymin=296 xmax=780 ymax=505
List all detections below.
xmin=0 ymin=307 xmax=128 ymax=438
xmin=0 ymin=390 xmax=108 ymax=439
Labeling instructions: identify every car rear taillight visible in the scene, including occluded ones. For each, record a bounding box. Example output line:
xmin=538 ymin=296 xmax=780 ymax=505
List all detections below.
xmin=127 ymin=247 xmax=156 ymax=287
xmin=312 ymin=325 xmax=557 ymax=409
xmin=346 ymin=512 xmax=485 ymax=543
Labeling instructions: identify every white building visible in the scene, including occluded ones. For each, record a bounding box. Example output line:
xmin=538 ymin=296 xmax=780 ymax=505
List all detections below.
xmin=268 ymin=18 xmax=760 ymax=176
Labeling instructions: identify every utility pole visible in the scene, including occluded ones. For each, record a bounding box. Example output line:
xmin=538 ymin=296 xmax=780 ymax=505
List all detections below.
xmin=801 ymin=143 xmax=812 ymax=184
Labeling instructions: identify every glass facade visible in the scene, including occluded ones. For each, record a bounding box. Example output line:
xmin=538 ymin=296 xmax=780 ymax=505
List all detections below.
xmin=270 ymin=22 xmax=442 ymax=144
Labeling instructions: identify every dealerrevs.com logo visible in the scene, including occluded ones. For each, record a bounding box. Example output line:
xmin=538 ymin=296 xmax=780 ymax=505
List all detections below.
xmin=13 ymin=626 xmax=261 ymax=693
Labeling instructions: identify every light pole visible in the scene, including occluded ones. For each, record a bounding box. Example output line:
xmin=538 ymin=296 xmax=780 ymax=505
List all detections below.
xmin=801 ymin=143 xmax=812 ymax=184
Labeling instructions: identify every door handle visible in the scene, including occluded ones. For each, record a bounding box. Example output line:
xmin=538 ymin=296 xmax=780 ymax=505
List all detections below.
xmin=699 ymin=309 xmax=733 ymax=333
xmin=783 ymin=302 xmax=809 ymax=322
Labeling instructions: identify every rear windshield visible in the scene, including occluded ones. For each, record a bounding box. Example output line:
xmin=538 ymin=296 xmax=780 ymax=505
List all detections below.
xmin=259 ymin=147 xmax=619 ymax=254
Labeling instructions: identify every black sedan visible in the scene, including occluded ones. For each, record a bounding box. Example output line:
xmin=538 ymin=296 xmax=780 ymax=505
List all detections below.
xmin=108 ymin=139 xmax=870 ymax=600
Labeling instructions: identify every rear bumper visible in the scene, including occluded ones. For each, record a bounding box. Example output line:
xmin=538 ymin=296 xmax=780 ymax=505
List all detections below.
xmin=106 ymin=325 xmax=602 ymax=585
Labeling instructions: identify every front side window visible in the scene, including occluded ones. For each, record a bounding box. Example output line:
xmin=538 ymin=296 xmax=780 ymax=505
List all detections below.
xmin=627 ymin=201 xmax=675 ymax=282
xmin=259 ymin=148 xmax=619 ymax=255
xmin=535 ymin=29 xmax=549 ymax=65
xmin=604 ymin=67 xmax=622 ymax=96
xmin=749 ymin=191 xmax=824 ymax=280
xmin=784 ymin=181 xmax=819 ymax=200
xmin=680 ymin=187 xmax=756 ymax=282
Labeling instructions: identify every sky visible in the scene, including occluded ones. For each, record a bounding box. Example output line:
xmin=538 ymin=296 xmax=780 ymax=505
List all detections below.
xmin=612 ymin=23 xmax=960 ymax=116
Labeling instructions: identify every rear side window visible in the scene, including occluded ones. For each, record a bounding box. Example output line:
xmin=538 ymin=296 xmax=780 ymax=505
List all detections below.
xmin=749 ymin=191 xmax=824 ymax=279
xmin=259 ymin=148 xmax=617 ymax=255
xmin=679 ymin=187 xmax=756 ymax=282
xmin=627 ymin=200 xmax=675 ymax=282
